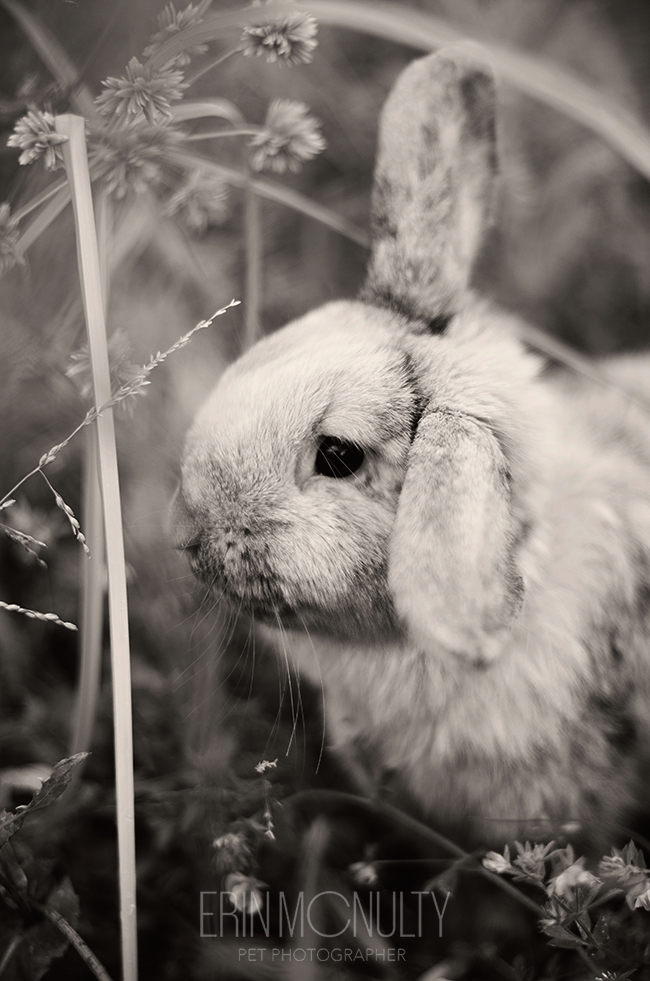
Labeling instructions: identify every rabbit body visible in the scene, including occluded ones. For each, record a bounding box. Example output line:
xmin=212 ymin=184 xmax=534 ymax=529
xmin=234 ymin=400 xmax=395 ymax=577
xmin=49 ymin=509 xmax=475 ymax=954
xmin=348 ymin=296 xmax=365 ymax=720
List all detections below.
xmin=178 ymin=50 xmax=650 ymax=843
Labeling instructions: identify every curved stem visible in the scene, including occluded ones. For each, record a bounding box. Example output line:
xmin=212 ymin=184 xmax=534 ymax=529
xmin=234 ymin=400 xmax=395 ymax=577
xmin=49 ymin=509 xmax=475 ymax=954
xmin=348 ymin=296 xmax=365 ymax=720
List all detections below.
xmin=185 ymin=45 xmax=243 ymax=86
xmin=185 ymin=127 xmax=259 ymax=141
xmin=12 ymin=179 xmax=68 ymax=223
xmin=41 ymin=908 xmax=114 ymax=981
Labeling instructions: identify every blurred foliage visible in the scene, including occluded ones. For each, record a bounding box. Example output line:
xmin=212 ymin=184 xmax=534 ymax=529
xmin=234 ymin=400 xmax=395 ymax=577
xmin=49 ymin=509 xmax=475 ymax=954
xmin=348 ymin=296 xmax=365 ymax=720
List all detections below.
xmin=1 ymin=1 xmax=650 ymax=979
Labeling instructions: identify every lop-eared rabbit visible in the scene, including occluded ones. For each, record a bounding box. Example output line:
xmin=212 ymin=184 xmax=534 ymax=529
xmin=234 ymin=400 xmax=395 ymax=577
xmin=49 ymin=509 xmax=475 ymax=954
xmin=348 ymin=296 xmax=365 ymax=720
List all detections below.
xmin=177 ymin=48 xmax=650 ymax=845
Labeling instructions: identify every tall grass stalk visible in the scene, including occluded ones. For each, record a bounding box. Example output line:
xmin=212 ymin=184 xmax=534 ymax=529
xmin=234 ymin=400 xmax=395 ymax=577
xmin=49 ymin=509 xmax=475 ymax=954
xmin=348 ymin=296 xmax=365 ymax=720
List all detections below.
xmin=55 ymin=114 xmax=138 ymax=981
xmin=70 ymin=191 xmax=111 ymax=762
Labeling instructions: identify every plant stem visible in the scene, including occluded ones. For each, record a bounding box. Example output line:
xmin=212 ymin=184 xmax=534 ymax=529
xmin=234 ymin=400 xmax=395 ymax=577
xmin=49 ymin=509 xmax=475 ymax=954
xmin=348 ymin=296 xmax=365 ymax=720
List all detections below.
xmin=42 ymin=908 xmax=115 ymax=981
xmin=12 ymin=178 xmax=68 ymax=222
xmin=55 ymin=113 xmax=138 ymax=981
xmin=244 ymin=166 xmax=262 ymax=349
xmin=0 ymin=933 xmax=23 ymax=977
xmin=185 ymin=127 xmax=259 ymax=141
xmin=185 ymin=45 xmax=243 ymax=86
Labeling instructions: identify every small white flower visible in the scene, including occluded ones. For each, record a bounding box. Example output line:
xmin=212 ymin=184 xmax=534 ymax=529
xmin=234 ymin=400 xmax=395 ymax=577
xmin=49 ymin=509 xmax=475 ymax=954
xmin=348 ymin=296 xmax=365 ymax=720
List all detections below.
xmin=349 ymin=861 xmax=378 ymax=887
xmin=482 ymin=845 xmax=511 ymax=874
xmin=7 ymin=109 xmax=67 ymax=170
xmin=547 ymin=858 xmax=600 ymax=897
xmin=254 ymin=758 xmax=278 ymax=774
xmin=634 ymin=887 xmax=650 ymax=911
xmin=224 ymin=872 xmax=266 ymax=914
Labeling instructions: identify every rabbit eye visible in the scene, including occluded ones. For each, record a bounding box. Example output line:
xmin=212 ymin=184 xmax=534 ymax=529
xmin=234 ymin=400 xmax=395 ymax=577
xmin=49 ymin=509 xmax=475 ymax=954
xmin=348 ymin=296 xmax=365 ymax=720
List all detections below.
xmin=315 ymin=437 xmax=365 ymax=479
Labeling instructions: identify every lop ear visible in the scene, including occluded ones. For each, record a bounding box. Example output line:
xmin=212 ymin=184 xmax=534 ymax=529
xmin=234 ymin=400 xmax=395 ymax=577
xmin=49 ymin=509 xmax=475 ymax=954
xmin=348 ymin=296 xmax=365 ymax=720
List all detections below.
xmin=361 ymin=47 xmax=497 ymax=325
xmin=389 ymin=410 xmax=523 ymax=665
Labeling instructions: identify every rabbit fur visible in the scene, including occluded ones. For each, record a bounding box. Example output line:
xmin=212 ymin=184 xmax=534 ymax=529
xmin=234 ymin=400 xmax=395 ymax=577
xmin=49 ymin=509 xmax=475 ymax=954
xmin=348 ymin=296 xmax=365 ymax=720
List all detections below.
xmin=177 ymin=49 xmax=650 ymax=844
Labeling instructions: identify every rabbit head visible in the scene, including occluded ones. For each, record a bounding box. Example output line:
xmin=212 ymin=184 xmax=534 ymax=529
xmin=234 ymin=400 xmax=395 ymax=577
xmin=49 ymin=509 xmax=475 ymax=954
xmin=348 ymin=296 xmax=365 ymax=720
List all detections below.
xmin=178 ymin=48 xmax=549 ymax=663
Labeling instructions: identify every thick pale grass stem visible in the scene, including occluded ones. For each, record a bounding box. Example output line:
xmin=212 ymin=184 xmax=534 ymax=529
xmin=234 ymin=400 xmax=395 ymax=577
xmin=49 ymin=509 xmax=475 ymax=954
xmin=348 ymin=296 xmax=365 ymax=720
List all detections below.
xmin=71 ymin=191 xmax=111 ymax=762
xmin=56 ymin=114 xmax=138 ymax=981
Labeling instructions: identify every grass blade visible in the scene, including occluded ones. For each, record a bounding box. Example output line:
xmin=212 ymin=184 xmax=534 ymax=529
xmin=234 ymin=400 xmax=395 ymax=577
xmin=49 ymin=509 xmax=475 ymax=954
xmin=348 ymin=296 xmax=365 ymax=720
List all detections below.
xmin=16 ymin=186 xmax=71 ymax=257
xmin=55 ymin=113 xmax=138 ymax=981
xmin=171 ymin=98 xmax=245 ymax=127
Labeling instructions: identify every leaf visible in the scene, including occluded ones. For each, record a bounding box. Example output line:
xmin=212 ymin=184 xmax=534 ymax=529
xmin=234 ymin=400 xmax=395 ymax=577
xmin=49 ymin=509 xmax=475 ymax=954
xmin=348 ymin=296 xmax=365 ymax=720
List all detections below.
xmin=0 ymin=754 xmax=88 ymax=847
xmin=541 ymin=921 xmax=584 ymax=949
xmin=27 ymin=753 xmax=88 ymax=811
xmin=171 ymin=98 xmax=245 ymax=127
xmin=592 ymin=913 xmax=610 ymax=946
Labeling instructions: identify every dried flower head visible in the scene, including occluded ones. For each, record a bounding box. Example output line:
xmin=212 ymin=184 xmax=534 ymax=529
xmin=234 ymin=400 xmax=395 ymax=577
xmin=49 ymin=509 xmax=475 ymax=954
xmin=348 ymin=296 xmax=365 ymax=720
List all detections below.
xmin=242 ymin=2 xmax=318 ymax=66
xmin=163 ymin=169 xmax=229 ymax=233
xmin=95 ymin=57 xmax=187 ymax=124
xmin=249 ymin=99 xmax=325 ymax=173
xmin=0 ymin=203 xmax=23 ymax=276
xmin=89 ymin=121 xmax=181 ymax=199
xmin=143 ymin=2 xmax=209 ymax=66
xmin=7 ymin=109 xmax=68 ymax=170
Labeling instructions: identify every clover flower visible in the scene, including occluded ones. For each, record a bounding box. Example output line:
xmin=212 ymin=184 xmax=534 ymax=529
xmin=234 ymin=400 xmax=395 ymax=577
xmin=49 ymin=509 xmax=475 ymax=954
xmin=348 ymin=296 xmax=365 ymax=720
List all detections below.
xmin=242 ymin=2 xmax=318 ymax=66
xmin=547 ymin=857 xmax=600 ymax=897
xmin=95 ymin=57 xmax=186 ymax=124
xmin=511 ymin=840 xmax=557 ymax=881
xmin=7 ymin=109 xmax=68 ymax=170
xmin=249 ymin=99 xmax=325 ymax=173
xmin=143 ymin=2 xmax=209 ymax=66
xmin=598 ymin=840 xmax=650 ymax=909
xmin=223 ymin=872 xmax=266 ymax=915
xmin=89 ymin=121 xmax=181 ymax=199
xmin=0 ymin=203 xmax=23 ymax=276
xmin=482 ymin=845 xmax=512 ymax=875
xmin=163 ymin=169 xmax=229 ymax=233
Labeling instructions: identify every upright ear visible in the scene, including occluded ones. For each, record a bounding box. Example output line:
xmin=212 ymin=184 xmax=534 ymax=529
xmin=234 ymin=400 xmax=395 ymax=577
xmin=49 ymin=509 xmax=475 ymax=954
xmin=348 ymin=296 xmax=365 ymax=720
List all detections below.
xmin=389 ymin=410 xmax=524 ymax=665
xmin=361 ymin=47 xmax=498 ymax=324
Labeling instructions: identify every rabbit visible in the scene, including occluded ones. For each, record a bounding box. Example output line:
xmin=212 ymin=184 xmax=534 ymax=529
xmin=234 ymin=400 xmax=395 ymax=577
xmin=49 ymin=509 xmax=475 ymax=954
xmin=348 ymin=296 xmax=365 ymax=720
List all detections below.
xmin=175 ymin=48 xmax=650 ymax=846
